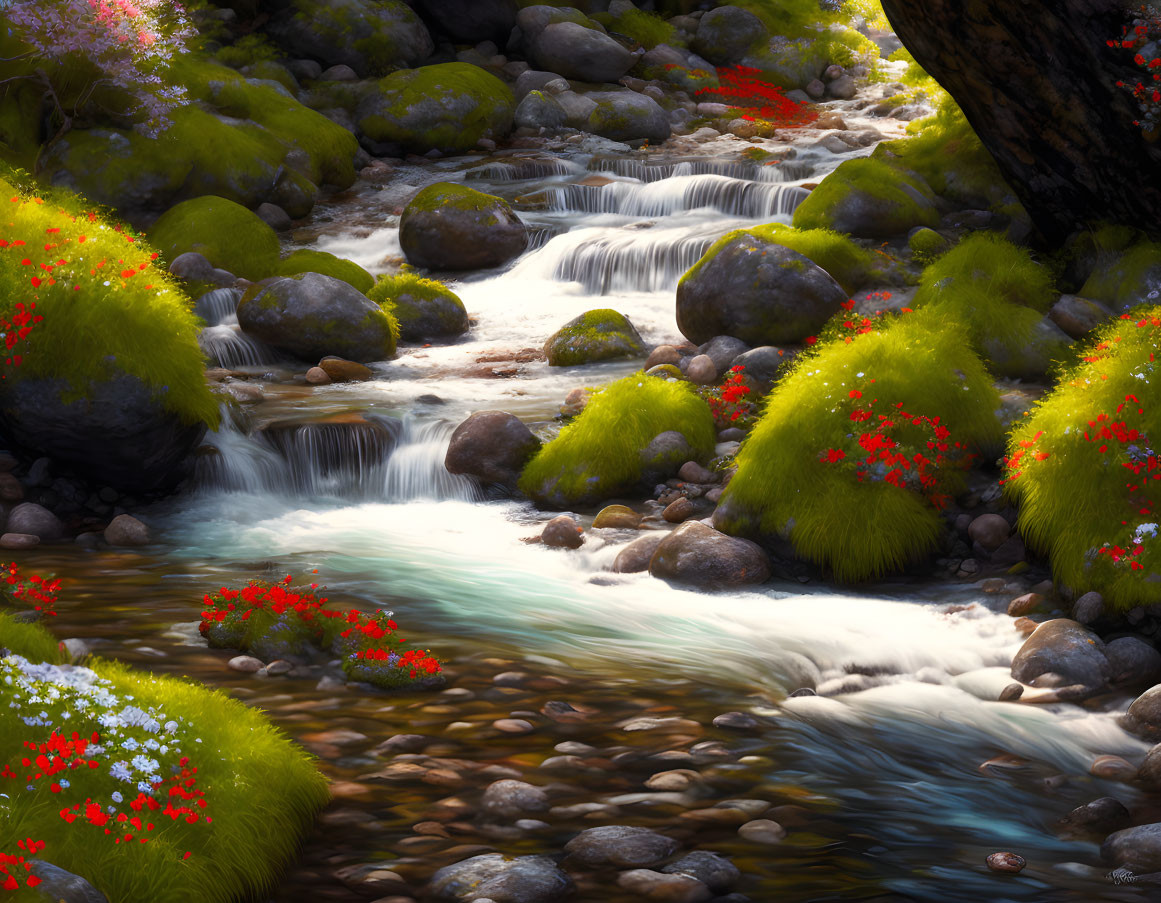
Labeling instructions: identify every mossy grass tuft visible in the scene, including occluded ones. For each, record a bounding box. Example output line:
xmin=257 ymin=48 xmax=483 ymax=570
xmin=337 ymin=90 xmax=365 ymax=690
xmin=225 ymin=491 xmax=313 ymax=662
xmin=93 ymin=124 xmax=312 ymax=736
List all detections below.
xmin=274 ymin=249 xmax=374 ymax=293
xmin=0 ymin=180 xmax=219 ymax=427
xmin=149 ymin=195 xmax=282 ymax=281
xmin=594 ymin=8 xmax=678 ymax=47
xmin=910 ymin=232 xmax=1057 ymax=375
xmin=717 ymin=310 xmax=1002 ymax=581
xmin=1005 ymin=308 xmax=1161 ymax=610
xmin=0 ymin=615 xmax=327 ymax=903
xmin=519 ymin=373 xmax=716 ymax=506
xmin=791 ymin=157 xmax=939 ymax=236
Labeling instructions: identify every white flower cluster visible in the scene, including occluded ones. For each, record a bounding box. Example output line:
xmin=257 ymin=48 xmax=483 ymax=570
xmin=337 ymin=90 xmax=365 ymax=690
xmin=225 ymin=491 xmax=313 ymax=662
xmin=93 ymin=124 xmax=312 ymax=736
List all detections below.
xmin=2 ymin=653 xmax=193 ymax=799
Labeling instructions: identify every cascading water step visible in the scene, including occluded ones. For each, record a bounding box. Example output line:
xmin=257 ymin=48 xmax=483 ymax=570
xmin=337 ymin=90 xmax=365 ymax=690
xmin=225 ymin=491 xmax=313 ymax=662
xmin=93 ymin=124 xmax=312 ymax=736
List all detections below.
xmin=539 ymin=174 xmax=811 ymax=219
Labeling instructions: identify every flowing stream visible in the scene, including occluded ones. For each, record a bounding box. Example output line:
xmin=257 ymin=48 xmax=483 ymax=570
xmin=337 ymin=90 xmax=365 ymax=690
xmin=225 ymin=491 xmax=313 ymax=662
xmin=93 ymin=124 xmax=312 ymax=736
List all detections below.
xmin=34 ymin=129 xmax=1155 ymax=901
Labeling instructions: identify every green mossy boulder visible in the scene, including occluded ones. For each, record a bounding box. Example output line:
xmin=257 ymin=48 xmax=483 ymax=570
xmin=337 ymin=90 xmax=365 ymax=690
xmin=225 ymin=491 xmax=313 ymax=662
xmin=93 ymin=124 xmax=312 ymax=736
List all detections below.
xmin=544 ymin=309 xmax=646 ymax=366
xmin=0 ymin=182 xmax=217 ymax=491
xmin=274 ymin=249 xmax=374 ymax=293
xmin=519 ymin=373 xmax=716 ymax=508
xmin=399 ymin=182 xmax=527 ymax=271
xmin=714 ymin=312 xmax=1002 ymax=581
xmin=42 ymin=107 xmax=316 ymax=218
xmin=792 ymin=158 xmax=941 ymax=239
xmin=740 ymin=38 xmax=830 ymax=90
xmin=908 ymin=227 xmax=950 ymax=261
xmin=172 ymin=58 xmax=360 ymax=191
xmin=526 ymin=21 xmax=637 ymax=83
xmin=238 ymin=273 xmax=399 ymax=363
xmin=1006 ymin=308 xmax=1161 ymax=611
xmin=1080 ymin=241 xmax=1161 ymax=312
xmin=267 ymin=0 xmax=433 ymax=77
xmin=594 ymin=8 xmax=678 ymax=48
xmin=367 ymin=273 xmax=469 ymax=341
xmin=676 ymin=232 xmax=848 ymax=346
xmin=0 ymin=617 xmax=328 ymax=903
xmin=911 ymin=233 xmax=1070 ymax=380
xmin=357 ymin=62 xmax=515 ymax=154
xmin=150 ymin=196 xmax=282 ymax=281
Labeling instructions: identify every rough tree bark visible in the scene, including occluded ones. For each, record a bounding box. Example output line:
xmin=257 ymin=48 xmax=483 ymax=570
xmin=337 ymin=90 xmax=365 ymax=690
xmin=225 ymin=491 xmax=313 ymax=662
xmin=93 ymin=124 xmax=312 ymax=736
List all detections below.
xmin=878 ymin=0 xmax=1161 ymax=245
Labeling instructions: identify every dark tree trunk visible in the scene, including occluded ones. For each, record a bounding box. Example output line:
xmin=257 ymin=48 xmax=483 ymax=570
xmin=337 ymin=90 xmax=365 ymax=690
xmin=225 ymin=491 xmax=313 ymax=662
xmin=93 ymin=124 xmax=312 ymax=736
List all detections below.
xmin=878 ymin=0 xmax=1161 ymax=245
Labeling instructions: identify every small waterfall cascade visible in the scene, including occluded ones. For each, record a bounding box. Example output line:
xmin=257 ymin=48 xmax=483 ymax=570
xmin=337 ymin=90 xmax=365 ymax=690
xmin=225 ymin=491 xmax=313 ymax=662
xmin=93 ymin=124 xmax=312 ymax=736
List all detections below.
xmin=544 ymin=174 xmax=810 ymax=219
xmin=195 ymin=410 xmax=477 ymax=502
xmin=586 ymin=155 xmax=813 ymax=183
xmin=194 ymin=288 xmax=281 ymax=370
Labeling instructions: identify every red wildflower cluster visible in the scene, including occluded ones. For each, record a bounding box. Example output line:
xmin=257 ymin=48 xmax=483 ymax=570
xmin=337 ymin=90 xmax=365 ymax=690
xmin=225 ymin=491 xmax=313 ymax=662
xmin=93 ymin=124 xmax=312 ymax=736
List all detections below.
xmin=1107 ymin=4 xmax=1161 ymax=132
xmin=4 ymin=730 xmax=99 ymax=790
xmin=1 ymin=191 xmax=160 ymax=374
xmin=0 ymin=839 xmax=43 ymax=890
xmin=2 ymin=562 xmax=60 ymax=616
xmin=692 ymin=65 xmax=818 ymax=128
xmin=57 ymin=756 xmax=208 ymax=848
xmin=821 ymin=391 xmax=972 ymax=509
xmin=200 ymin=573 xmax=335 ymax=636
xmin=340 ymin=609 xmax=442 ymax=681
xmin=703 ymin=365 xmax=756 ymax=428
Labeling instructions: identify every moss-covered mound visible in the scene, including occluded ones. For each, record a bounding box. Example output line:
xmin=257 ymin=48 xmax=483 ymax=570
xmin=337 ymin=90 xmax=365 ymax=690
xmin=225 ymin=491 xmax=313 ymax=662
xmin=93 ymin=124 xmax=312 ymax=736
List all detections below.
xmin=544 ymin=309 xmax=646 ymax=366
xmin=1005 ymin=309 xmax=1161 ymax=610
xmin=0 ymin=615 xmax=327 ymax=903
xmin=519 ymin=373 xmax=716 ymax=508
xmin=877 ymin=98 xmax=1014 ymax=211
xmin=171 ymin=58 xmax=360 ymax=191
xmin=274 ymin=249 xmax=374 ymax=293
xmin=594 ymin=8 xmax=678 ymax=48
xmin=715 ymin=311 xmax=1002 ymax=581
xmin=692 ymin=223 xmax=877 ymax=295
xmin=792 ymin=157 xmax=941 ymax=239
xmin=150 ymin=196 xmax=282 ymax=282
xmin=0 ymin=179 xmax=218 ymax=428
xmin=357 ymin=63 xmax=515 ymax=154
xmin=399 ymin=182 xmax=527 ymax=271
xmin=910 ymin=233 xmax=1069 ymax=379
xmin=366 ymin=272 xmax=468 ymax=341
xmin=1080 ymin=241 xmax=1161 ymax=312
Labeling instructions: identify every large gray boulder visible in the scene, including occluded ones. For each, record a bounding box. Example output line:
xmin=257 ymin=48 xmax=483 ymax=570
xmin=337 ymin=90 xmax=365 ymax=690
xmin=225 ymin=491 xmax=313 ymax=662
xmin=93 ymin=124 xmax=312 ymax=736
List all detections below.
xmin=27 ymin=861 xmax=108 ymax=903
xmin=692 ymin=6 xmax=768 ymax=66
xmin=237 ymin=273 xmax=397 ymax=363
xmin=514 ymin=90 xmax=568 ymax=130
xmin=529 ymin=21 xmax=636 ymax=83
xmin=650 ymin=521 xmax=771 ymax=589
xmin=1102 ymin=823 xmax=1161 ymax=874
xmin=1121 ymin=684 xmax=1161 ymax=740
xmin=564 ymin=826 xmax=679 ymax=869
xmin=444 ymin=411 xmax=541 ymax=489
xmin=400 ymin=183 xmax=527 ymax=271
xmin=676 ymin=235 xmax=847 ymax=345
xmin=980 ymin=315 xmax=1074 ymax=381
xmin=1009 ymin=619 xmax=1111 ymax=699
xmin=429 ymin=853 xmax=573 ymax=902
xmin=585 ymin=90 xmax=671 ymax=143
xmin=268 ymin=0 xmax=432 ymax=77
xmin=0 ymin=374 xmax=205 ymax=493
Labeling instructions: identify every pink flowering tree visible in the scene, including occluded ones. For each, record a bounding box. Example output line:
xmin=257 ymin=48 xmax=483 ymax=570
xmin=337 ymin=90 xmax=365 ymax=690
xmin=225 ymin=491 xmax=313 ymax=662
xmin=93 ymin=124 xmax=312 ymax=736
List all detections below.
xmin=0 ymin=0 xmax=196 ymax=169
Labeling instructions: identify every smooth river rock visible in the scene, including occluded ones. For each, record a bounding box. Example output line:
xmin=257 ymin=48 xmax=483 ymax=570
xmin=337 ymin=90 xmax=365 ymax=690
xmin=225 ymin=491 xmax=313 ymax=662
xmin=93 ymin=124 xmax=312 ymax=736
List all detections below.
xmin=649 ymin=522 xmax=771 ymax=589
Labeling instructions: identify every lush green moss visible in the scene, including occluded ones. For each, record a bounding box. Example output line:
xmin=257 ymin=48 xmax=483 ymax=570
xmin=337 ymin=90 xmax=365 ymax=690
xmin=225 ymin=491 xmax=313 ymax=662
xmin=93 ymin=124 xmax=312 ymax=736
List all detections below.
xmin=682 ymin=223 xmax=876 ymax=295
xmin=910 ymin=233 xmax=1060 ymax=378
xmin=274 ymin=249 xmax=373 ymax=293
xmin=405 ymin=181 xmax=508 ymax=219
xmin=1006 ymin=309 xmax=1161 ymax=610
xmin=149 ymin=196 xmax=281 ymax=281
xmin=171 ymin=58 xmax=357 ymax=189
xmin=0 ymin=182 xmax=219 ymax=427
xmin=519 ymin=373 xmax=716 ymax=506
xmin=545 ymin=308 xmax=645 ymax=367
xmin=212 ymin=34 xmax=283 ymax=70
xmin=716 ymin=312 xmax=1001 ymax=581
xmin=1080 ymin=241 xmax=1161 ymax=311
xmin=366 ymin=272 xmax=457 ymax=342
xmin=877 ymin=97 xmax=1011 ymax=210
xmin=0 ymin=613 xmax=64 ymax=665
xmin=595 ymin=8 xmax=679 ymax=48
xmin=0 ymin=640 xmax=327 ymax=902
xmin=908 ymin=227 xmax=950 ymax=262
xmin=792 ymin=157 xmax=940 ymax=237
xmin=358 ymin=63 xmax=515 ymax=154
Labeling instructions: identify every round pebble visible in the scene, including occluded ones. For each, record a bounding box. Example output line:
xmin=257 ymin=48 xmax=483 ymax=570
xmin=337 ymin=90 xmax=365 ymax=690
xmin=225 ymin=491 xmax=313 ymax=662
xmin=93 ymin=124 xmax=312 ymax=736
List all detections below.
xmin=493 ymin=718 xmax=535 ymax=734
xmin=738 ymin=819 xmax=786 ymax=844
xmin=986 ymin=851 xmax=1026 ymax=873
xmin=227 ymin=655 xmax=264 ymax=673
